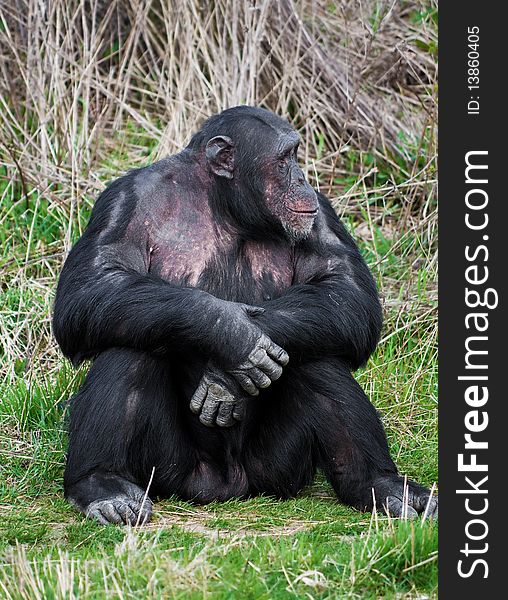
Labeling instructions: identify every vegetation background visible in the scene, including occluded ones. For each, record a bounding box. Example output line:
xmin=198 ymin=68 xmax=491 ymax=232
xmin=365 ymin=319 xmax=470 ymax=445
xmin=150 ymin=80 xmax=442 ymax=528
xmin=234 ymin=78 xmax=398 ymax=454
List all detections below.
xmin=0 ymin=0 xmax=437 ymax=597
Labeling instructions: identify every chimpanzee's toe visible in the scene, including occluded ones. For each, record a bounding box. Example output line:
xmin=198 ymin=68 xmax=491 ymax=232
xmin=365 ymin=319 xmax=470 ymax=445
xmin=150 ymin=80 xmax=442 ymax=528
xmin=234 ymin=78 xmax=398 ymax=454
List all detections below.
xmin=422 ymin=495 xmax=438 ymax=519
xmin=373 ymin=475 xmax=438 ymax=519
xmin=85 ymin=495 xmax=153 ymax=526
xmin=384 ymin=495 xmax=419 ymax=519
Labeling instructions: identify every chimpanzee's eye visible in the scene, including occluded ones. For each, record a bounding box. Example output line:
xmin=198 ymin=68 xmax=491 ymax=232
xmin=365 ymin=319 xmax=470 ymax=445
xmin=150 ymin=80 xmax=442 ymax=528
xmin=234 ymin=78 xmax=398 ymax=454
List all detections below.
xmin=278 ymin=150 xmax=292 ymax=167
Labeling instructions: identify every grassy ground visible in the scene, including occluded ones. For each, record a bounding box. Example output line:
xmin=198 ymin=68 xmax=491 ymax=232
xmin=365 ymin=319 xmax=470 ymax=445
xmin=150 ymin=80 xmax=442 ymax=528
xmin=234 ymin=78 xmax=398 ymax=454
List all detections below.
xmin=0 ymin=1 xmax=437 ymax=597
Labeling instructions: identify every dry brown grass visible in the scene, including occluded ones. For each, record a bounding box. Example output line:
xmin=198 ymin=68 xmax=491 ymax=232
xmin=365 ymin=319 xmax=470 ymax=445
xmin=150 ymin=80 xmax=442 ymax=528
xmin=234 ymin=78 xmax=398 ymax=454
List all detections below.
xmin=0 ymin=0 xmax=437 ymax=381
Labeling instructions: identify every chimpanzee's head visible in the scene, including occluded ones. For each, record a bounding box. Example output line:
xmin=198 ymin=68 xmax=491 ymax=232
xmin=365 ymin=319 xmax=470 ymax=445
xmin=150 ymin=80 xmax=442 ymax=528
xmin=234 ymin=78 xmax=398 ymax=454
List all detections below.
xmin=188 ymin=106 xmax=318 ymax=242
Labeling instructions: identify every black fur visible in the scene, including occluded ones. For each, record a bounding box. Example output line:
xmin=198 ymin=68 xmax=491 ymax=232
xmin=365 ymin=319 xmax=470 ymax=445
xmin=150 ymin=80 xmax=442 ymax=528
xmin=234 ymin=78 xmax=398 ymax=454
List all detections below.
xmin=53 ymin=106 xmax=437 ymax=523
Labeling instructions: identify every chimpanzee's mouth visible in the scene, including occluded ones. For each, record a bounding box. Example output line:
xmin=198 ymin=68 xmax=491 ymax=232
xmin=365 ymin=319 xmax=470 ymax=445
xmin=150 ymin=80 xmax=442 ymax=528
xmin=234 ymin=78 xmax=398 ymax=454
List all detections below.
xmin=289 ymin=208 xmax=318 ymax=216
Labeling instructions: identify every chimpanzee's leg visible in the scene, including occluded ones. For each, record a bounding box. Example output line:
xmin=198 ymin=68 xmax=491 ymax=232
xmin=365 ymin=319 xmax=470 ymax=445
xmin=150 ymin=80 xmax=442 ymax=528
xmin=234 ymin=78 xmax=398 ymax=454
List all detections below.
xmin=301 ymin=358 xmax=438 ymax=517
xmin=64 ymin=347 xmax=194 ymax=525
xmin=248 ymin=358 xmax=437 ymax=517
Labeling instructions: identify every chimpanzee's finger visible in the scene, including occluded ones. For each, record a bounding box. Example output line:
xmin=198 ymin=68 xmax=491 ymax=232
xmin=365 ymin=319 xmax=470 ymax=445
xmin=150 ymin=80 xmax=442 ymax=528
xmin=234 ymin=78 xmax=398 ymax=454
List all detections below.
xmin=260 ymin=336 xmax=289 ymax=366
xmin=233 ymin=372 xmax=260 ymax=396
xmin=247 ymin=366 xmax=272 ymax=388
xmin=256 ymin=359 xmax=283 ymax=381
xmin=190 ymin=378 xmax=208 ymax=414
xmin=199 ymin=383 xmax=232 ymax=427
xmin=249 ymin=347 xmax=283 ymax=380
xmin=199 ymin=398 xmax=219 ymax=426
xmin=216 ymin=401 xmax=236 ymax=427
xmin=232 ymin=398 xmax=246 ymax=421
xmin=198 ymin=384 xmax=221 ymax=426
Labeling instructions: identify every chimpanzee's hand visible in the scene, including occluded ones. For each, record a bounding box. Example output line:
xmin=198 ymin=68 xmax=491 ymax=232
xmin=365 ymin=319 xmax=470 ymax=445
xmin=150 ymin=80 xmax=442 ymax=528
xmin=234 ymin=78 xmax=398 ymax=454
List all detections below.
xmin=190 ymin=364 xmax=248 ymax=427
xmin=213 ymin=303 xmax=289 ymax=388
xmin=226 ymin=332 xmax=289 ymax=395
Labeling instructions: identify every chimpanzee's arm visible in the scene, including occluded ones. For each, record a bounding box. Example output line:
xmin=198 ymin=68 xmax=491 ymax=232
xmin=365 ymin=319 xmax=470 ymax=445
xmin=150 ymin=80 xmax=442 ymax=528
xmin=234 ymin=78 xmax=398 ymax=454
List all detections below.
xmin=255 ymin=195 xmax=382 ymax=370
xmin=52 ymin=178 xmax=280 ymax=369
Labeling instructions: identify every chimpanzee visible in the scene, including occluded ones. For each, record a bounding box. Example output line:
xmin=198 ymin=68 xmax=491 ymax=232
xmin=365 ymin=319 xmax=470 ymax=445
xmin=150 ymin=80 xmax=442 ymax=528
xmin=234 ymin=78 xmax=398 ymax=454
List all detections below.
xmin=53 ymin=106 xmax=437 ymax=525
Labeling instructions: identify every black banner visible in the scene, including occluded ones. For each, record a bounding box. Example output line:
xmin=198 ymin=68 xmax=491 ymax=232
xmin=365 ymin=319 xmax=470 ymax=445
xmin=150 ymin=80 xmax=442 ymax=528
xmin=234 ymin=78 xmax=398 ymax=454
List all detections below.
xmin=440 ymin=3 xmax=506 ymax=596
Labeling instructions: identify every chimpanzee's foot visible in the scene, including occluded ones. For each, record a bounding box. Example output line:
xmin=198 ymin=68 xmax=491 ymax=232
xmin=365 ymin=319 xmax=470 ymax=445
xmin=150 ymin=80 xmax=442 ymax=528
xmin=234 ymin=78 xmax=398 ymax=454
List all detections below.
xmin=372 ymin=475 xmax=438 ymax=519
xmin=85 ymin=495 xmax=153 ymax=525
xmin=65 ymin=472 xmax=153 ymax=525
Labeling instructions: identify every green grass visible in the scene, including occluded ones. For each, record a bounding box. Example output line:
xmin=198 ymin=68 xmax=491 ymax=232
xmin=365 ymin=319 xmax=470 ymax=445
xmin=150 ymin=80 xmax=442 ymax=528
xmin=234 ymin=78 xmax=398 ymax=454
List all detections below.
xmin=0 ymin=517 xmax=437 ymax=598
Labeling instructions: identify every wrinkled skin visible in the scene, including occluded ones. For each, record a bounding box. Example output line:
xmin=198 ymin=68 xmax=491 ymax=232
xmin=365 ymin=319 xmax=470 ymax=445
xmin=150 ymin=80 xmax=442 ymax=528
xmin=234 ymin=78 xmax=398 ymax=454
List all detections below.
xmin=374 ymin=476 xmax=438 ymax=519
xmin=190 ymin=333 xmax=289 ymax=427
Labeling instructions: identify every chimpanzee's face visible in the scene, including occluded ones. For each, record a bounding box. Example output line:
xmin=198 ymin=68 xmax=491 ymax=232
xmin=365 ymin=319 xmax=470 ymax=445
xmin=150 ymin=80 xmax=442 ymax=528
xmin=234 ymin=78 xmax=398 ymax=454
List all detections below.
xmin=203 ymin=114 xmax=318 ymax=241
xmin=262 ymin=131 xmax=318 ymax=241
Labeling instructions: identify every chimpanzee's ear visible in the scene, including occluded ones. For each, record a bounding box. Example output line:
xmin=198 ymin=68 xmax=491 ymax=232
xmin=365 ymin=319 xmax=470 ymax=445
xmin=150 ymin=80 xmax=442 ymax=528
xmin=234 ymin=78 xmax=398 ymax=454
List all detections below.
xmin=205 ymin=136 xmax=235 ymax=179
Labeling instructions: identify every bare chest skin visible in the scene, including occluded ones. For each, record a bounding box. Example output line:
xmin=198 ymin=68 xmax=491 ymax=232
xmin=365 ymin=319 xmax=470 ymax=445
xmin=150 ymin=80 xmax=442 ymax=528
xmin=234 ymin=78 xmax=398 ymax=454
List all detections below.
xmin=146 ymin=201 xmax=217 ymax=285
xmin=143 ymin=196 xmax=294 ymax=303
